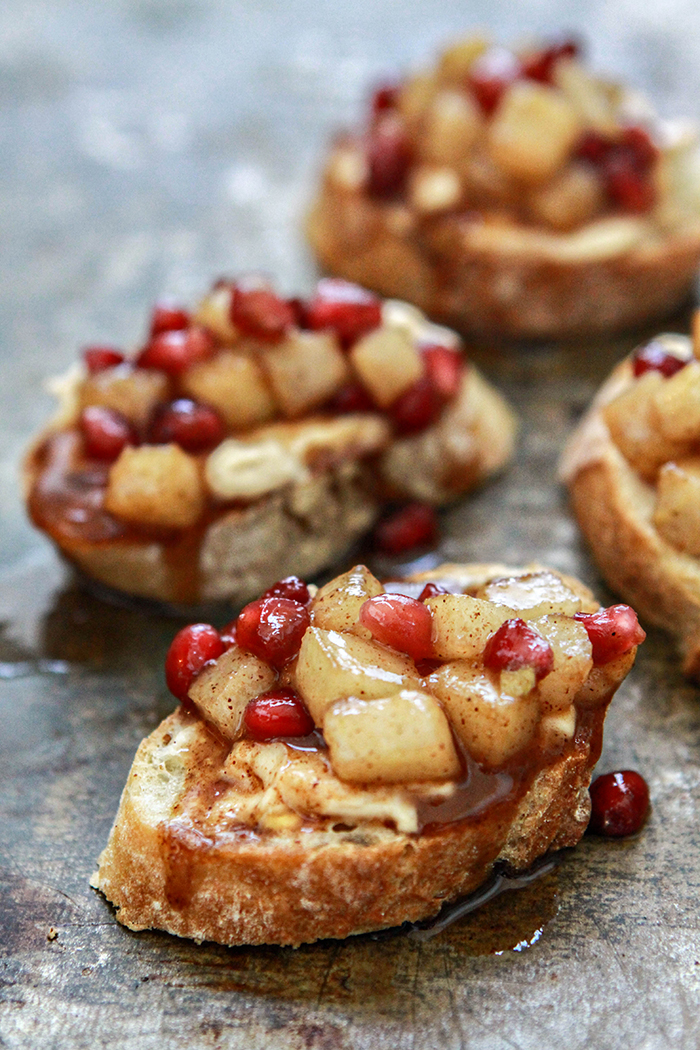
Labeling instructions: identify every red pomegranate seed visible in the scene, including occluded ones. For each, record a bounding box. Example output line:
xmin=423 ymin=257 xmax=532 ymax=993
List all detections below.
xmin=588 ymin=770 xmax=650 ymax=837
xmin=230 ymin=284 xmax=295 ymax=342
xmin=632 ymin=340 xmax=688 ymax=379
xmin=574 ymin=605 xmax=646 ymax=665
xmin=621 ymin=125 xmax=658 ymax=168
xmin=467 ymin=47 xmax=522 ymax=115
xmin=359 ymin=593 xmax=434 ymax=661
xmin=80 ymin=406 xmax=137 ymax=461
xmin=220 ymin=623 xmax=238 ymax=649
xmin=83 ymin=346 xmax=125 ymax=373
xmin=149 ymin=299 xmax=190 ymax=336
xmin=147 ymin=398 xmax=225 ymax=453
xmin=306 ymin=279 xmax=382 ymax=347
xmin=137 ymin=325 xmax=215 ymax=375
xmin=244 ymin=688 xmax=314 ymax=741
xmin=604 ymin=155 xmax=655 ymax=213
xmin=374 ymin=503 xmax=438 ymax=555
xmin=421 ymin=345 xmax=463 ymax=401
xmin=576 ymin=131 xmax=611 ymax=164
xmin=366 ymin=114 xmax=413 ymax=198
xmin=418 ymin=582 xmax=450 ymax=601
xmin=371 ymin=82 xmax=399 ymax=117
xmin=236 ymin=597 xmax=310 ymax=669
xmin=483 ymin=618 xmax=554 ymax=680
xmin=165 ymin=623 xmax=225 ymax=701
xmin=522 ymin=38 xmax=580 ymax=84
xmin=325 ymin=382 xmax=375 ymax=414
xmin=390 ymin=373 xmax=443 ymax=434
xmin=262 ymin=576 xmax=310 ymax=604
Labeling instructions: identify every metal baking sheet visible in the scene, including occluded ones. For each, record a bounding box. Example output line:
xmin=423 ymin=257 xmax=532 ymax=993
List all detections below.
xmin=2 ymin=3 xmax=700 ymax=1048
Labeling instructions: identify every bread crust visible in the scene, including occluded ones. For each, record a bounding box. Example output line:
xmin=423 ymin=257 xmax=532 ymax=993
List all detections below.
xmin=308 ymin=177 xmax=700 ymax=340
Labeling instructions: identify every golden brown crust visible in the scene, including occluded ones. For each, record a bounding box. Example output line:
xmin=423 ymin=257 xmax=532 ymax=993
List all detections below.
xmin=308 ymin=179 xmax=700 ymax=340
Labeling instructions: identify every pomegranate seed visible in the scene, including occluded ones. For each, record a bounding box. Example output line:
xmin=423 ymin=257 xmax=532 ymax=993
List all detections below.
xmin=220 ymin=623 xmax=238 ymax=649
xmin=287 ymin=297 xmax=308 ymax=328
xmin=147 ymin=398 xmax=225 ymax=453
xmin=421 ymin=345 xmax=463 ymax=401
xmin=522 ymin=38 xmax=580 ymax=84
xmin=236 ymin=597 xmax=310 ymax=669
xmin=574 ymin=605 xmax=646 ymax=665
xmin=632 ymin=340 xmax=688 ymax=379
xmin=325 ymin=382 xmax=375 ymax=414
xmin=149 ymin=299 xmax=190 ymax=336
xmin=415 ymin=658 xmax=441 ymax=676
xmin=604 ymin=155 xmax=655 ymax=213
xmin=621 ymin=125 xmax=658 ymax=168
xmin=374 ymin=503 xmax=438 ymax=555
xmin=467 ymin=47 xmax=522 ymax=115
xmin=418 ymin=582 xmax=450 ymax=601
xmin=306 ymin=279 xmax=382 ymax=347
xmin=80 ymin=406 xmax=137 ymax=461
xmin=390 ymin=373 xmax=443 ymax=434
xmin=244 ymin=688 xmax=314 ymax=741
xmin=262 ymin=576 xmax=310 ymax=604
xmin=137 ymin=325 xmax=215 ymax=375
xmin=230 ymin=285 xmax=295 ymax=342
xmin=83 ymin=346 xmax=125 ymax=373
xmin=359 ymin=593 xmax=434 ymax=661
xmin=576 ymin=131 xmax=611 ymax=165
xmin=589 ymin=770 xmax=649 ymax=837
xmin=165 ymin=623 xmax=225 ymax=701
xmin=366 ymin=114 xmax=413 ymax=198
xmin=577 ymin=126 xmax=657 ymax=214
xmin=371 ymin=82 xmax=399 ymax=117
xmin=483 ymin=618 xmax=554 ymax=680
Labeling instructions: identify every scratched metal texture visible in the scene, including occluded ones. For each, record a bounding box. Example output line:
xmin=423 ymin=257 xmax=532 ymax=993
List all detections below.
xmin=2 ymin=1 xmax=700 ymax=1048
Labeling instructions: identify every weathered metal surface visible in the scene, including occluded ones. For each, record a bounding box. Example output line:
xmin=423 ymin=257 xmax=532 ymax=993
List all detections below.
xmin=2 ymin=2 xmax=700 ymax=1047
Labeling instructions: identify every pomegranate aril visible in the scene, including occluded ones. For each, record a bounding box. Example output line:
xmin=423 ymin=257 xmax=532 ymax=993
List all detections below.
xmin=418 ymin=582 xmax=450 ymax=601
xmin=371 ymin=83 xmax=399 ymax=117
xmin=262 ymin=576 xmax=310 ymax=605
xmin=80 ymin=406 xmax=137 ymax=461
xmin=421 ymin=344 xmax=463 ymax=401
xmin=149 ymin=299 xmax=190 ymax=337
xmin=165 ymin=623 xmax=225 ymax=701
xmin=373 ymin=503 xmax=438 ymax=555
xmin=83 ymin=346 xmax=125 ymax=373
xmin=522 ymin=38 xmax=580 ymax=84
xmin=574 ymin=605 xmax=646 ymax=665
xmin=588 ymin=770 xmax=649 ymax=837
xmin=230 ymin=285 xmax=295 ymax=342
xmin=632 ymin=340 xmax=688 ymax=379
xmin=147 ymin=398 xmax=225 ymax=453
xmin=325 ymin=382 xmax=375 ymax=414
xmin=236 ymin=596 xmax=310 ymax=669
xmin=137 ymin=325 xmax=215 ymax=375
xmin=467 ymin=47 xmax=522 ymax=116
xmin=576 ymin=131 xmax=611 ymax=165
xmin=621 ymin=125 xmax=658 ymax=169
xmin=390 ymin=373 xmax=443 ymax=434
xmin=359 ymin=593 xmax=434 ymax=661
xmin=306 ymin=279 xmax=382 ymax=347
xmin=244 ymin=688 xmax=314 ymax=741
xmin=366 ymin=115 xmax=412 ymax=198
xmin=483 ymin=618 xmax=554 ymax=680
xmin=604 ymin=155 xmax=655 ymax=213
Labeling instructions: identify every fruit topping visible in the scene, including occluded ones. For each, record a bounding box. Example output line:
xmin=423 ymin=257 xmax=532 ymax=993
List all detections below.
xmin=149 ymin=299 xmax=190 ymax=336
xmin=230 ymin=283 xmax=296 ymax=341
xmin=574 ymin=605 xmax=646 ymax=665
xmin=83 ymin=347 xmax=125 ymax=373
xmin=79 ymin=406 xmax=137 ymax=461
xmin=588 ymin=769 xmax=649 ymax=837
xmin=243 ymin=688 xmax=315 ymax=741
xmin=522 ymin=38 xmax=580 ymax=84
xmin=371 ymin=83 xmax=400 ymax=117
xmin=165 ymin=623 xmax=225 ymax=701
xmin=577 ymin=125 xmax=658 ymax=213
xmin=483 ymin=618 xmax=554 ymax=680
xmin=418 ymin=582 xmax=450 ymax=601
xmin=389 ymin=373 xmax=444 ymax=434
xmin=262 ymin=576 xmax=311 ymax=605
xmin=632 ymin=339 xmax=688 ymax=379
xmin=421 ymin=344 xmax=463 ymax=401
xmin=147 ymin=398 xmax=225 ymax=453
xmin=306 ymin=279 xmax=382 ymax=347
xmin=366 ymin=114 xmax=413 ymax=198
xmin=373 ymin=502 xmax=438 ymax=554
xmin=137 ymin=325 xmax=215 ymax=375
xmin=467 ymin=47 xmax=522 ymax=115
xmin=236 ymin=597 xmax=311 ymax=669
xmin=359 ymin=593 xmax=434 ymax=661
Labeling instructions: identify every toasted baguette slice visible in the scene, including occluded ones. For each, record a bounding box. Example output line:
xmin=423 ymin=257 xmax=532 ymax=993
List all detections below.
xmin=92 ymin=562 xmax=642 ymax=947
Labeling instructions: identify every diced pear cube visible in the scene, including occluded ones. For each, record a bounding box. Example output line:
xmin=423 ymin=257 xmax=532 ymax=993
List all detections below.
xmin=574 ymin=650 xmax=636 ymax=709
xmin=80 ymin=364 xmax=170 ymax=425
xmin=420 ymin=89 xmax=483 ymax=166
xmin=295 ymin=627 xmax=419 ymax=725
xmin=528 ymin=162 xmax=604 ymax=231
xmin=487 ymin=81 xmax=582 ymax=183
xmin=104 ymin=444 xmax=203 ymax=528
xmin=311 ymin=565 xmax=384 ymax=638
xmin=409 ymin=165 xmax=462 ymax=214
xmin=533 ymin=615 xmax=593 ymax=712
xmin=603 ymin=371 xmax=685 ymax=479
xmin=182 ymin=351 xmax=276 ymax=430
xmin=477 ymin=571 xmax=583 ymax=619
xmin=651 ymin=361 xmax=700 ymax=443
xmin=328 ymin=143 xmax=369 ymax=192
xmin=553 ymin=58 xmax=619 ymax=137
xmin=428 ymin=662 xmax=540 ymax=768
xmin=539 ymin=706 xmax=577 ymax=748
xmin=188 ymin=647 xmax=276 ymax=741
xmin=350 ymin=327 xmax=423 ymax=408
xmin=654 ymin=458 xmax=700 ymax=555
xmin=397 ymin=72 xmax=438 ymax=129
xmin=426 ymin=593 xmax=516 ymax=661
xmin=500 ymin=667 xmax=537 ymax=698
xmin=261 ymin=330 xmax=348 ymax=417
xmin=193 ymin=285 xmax=238 ymax=344
xmin=437 ymin=35 xmax=490 ymax=81
xmin=324 ymin=690 xmax=460 ymax=783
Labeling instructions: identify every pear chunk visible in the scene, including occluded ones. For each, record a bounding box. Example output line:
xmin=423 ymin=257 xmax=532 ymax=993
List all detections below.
xmin=190 ymin=647 xmax=277 ymax=740
xmin=477 ymin=571 xmax=583 ymax=619
xmin=533 ymin=615 xmax=593 ymax=712
xmin=653 ymin=458 xmax=700 ymax=555
xmin=426 ymin=593 xmax=516 ymax=661
xmin=182 ymin=351 xmax=276 ymax=430
xmin=311 ymin=565 xmax=384 ymax=638
xmin=350 ymin=327 xmax=423 ymax=408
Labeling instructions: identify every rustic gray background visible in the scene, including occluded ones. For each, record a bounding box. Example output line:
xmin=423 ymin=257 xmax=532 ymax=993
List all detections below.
xmin=2 ymin=1 xmax=700 ymax=1048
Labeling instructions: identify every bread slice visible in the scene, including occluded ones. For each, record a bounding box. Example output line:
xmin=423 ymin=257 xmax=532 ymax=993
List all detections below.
xmin=92 ymin=562 xmax=641 ymax=947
